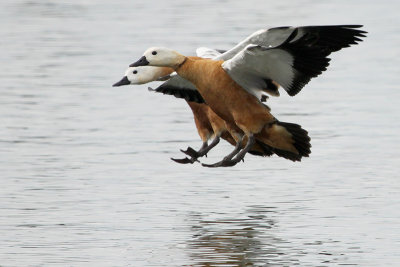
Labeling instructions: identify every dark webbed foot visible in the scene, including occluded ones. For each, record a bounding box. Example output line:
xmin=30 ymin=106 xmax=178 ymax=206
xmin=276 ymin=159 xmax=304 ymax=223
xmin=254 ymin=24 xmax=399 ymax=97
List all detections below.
xmin=202 ymin=159 xmax=237 ymax=167
xmin=171 ymin=157 xmax=198 ymax=164
xmin=180 ymin=147 xmax=200 ymax=158
xmin=173 ymin=142 xmax=208 ymax=164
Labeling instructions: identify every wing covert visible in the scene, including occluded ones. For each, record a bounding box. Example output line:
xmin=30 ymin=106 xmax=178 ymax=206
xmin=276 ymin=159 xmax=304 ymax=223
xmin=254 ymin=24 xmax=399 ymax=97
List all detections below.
xmin=149 ymin=75 xmax=205 ymax=103
xmin=222 ymin=29 xmax=333 ymax=96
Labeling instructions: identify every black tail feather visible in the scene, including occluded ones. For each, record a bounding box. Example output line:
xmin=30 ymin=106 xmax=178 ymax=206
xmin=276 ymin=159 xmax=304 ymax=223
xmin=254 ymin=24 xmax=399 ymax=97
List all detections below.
xmin=257 ymin=121 xmax=311 ymax=162
xmin=249 ymin=140 xmax=274 ymax=157
xmin=277 ymin=121 xmax=311 ymax=159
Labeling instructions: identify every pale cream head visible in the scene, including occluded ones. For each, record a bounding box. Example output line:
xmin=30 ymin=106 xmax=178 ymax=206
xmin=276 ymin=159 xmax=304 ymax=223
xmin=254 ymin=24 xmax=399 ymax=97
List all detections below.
xmin=130 ymin=47 xmax=186 ymax=68
xmin=113 ymin=66 xmax=173 ymax=87
xmin=125 ymin=66 xmax=173 ymax=84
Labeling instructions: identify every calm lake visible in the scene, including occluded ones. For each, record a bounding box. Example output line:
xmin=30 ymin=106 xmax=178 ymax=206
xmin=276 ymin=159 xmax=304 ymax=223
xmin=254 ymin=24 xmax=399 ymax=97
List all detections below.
xmin=1 ymin=0 xmax=399 ymax=266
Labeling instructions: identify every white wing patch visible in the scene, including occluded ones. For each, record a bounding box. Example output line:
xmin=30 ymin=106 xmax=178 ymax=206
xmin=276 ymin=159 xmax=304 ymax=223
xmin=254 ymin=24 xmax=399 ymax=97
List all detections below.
xmin=222 ymin=45 xmax=295 ymax=99
xmin=196 ymin=47 xmax=222 ymax=59
xmin=218 ymin=25 xmax=365 ymax=97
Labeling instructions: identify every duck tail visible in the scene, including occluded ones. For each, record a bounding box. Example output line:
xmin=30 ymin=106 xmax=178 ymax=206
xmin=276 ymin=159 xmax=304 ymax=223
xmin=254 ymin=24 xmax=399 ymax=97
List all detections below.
xmin=256 ymin=121 xmax=311 ymax=161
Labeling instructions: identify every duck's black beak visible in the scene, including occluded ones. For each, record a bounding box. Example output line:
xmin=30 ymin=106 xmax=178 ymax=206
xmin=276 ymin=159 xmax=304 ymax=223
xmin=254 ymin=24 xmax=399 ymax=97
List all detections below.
xmin=129 ymin=56 xmax=149 ymax=67
xmin=112 ymin=76 xmax=130 ymax=87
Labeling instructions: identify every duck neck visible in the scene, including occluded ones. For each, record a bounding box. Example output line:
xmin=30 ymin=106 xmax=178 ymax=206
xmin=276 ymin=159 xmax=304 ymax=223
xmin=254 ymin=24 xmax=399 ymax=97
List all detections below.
xmin=176 ymin=57 xmax=187 ymax=69
xmin=175 ymin=57 xmax=201 ymax=85
xmin=155 ymin=67 xmax=174 ymax=80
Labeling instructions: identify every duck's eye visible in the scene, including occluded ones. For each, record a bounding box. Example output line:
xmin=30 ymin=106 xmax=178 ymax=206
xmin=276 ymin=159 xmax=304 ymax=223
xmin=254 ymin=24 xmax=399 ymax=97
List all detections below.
xmin=152 ymin=51 xmax=157 ymax=55
xmin=133 ymin=70 xmax=138 ymax=74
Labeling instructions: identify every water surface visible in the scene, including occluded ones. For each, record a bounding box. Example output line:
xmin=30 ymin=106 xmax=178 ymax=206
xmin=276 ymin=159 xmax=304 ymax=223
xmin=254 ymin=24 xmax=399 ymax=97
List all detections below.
xmin=1 ymin=0 xmax=400 ymax=266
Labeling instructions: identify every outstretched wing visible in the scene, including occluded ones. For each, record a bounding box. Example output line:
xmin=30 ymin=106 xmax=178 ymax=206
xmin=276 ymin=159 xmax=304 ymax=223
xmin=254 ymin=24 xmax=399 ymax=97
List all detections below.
xmin=222 ymin=29 xmax=333 ymax=96
xmin=216 ymin=25 xmax=366 ymax=61
xmin=220 ymin=25 xmax=366 ymax=97
xmin=148 ymin=75 xmax=205 ymax=103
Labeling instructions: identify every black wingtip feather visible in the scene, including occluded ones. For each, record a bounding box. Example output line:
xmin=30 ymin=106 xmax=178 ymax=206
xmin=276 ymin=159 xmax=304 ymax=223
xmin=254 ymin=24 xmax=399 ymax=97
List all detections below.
xmin=285 ymin=43 xmax=331 ymax=96
xmin=302 ymin=25 xmax=367 ymax=53
xmin=280 ymin=25 xmax=367 ymax=96
xmin=152 ymin=84 xmax=205 ymax=104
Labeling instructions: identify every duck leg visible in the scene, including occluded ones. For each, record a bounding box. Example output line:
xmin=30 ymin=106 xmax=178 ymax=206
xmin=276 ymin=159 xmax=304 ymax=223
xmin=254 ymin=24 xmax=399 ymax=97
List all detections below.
xmin=171 ymin=136 xmax=222 ymax=164
xmin=201 ymin=139 xmax=242 ymax=167
xmin=181 ymin=136 xmax=220 ymax=158
xmin=202 ymin=135 xmax=251 ymax=168
xmin=229 ymin=134 xmax=255 ymax=165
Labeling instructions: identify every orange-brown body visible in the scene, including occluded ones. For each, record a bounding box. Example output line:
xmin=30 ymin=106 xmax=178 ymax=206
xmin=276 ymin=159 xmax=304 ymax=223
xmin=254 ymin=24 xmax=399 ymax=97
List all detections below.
xmin=155 ymin=63 xmax=268 ymax=155
xmin=187 ymin=102 xmax=270 ymax=155
xmin=187 ymin=102 xmax=214 ymax=142
xmin=177 ymin=57 xmax=300 ymax=154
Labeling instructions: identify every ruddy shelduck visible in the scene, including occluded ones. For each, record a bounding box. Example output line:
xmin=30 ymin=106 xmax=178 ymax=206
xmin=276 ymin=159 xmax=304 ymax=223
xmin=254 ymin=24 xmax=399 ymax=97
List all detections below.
xmin=129 ymin=25 xmax=366 ymax=167
xmin=129 ymin=49 xmax=311 ymax=167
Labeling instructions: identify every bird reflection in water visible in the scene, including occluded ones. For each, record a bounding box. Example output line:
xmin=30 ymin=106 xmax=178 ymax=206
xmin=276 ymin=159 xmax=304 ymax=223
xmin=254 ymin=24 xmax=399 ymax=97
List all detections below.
xmin=186 ymin=205 xmax=291 ymax=266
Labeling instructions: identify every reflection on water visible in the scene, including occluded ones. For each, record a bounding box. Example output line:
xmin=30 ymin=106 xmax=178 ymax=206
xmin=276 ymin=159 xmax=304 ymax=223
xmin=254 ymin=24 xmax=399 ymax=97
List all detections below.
xmin=186 ymin=206 xmax=363 ymax=266
xmin=188 ymin=206 xmax=279 ymax=266
xmin=1 ymin=0 xmax=400 ymax=266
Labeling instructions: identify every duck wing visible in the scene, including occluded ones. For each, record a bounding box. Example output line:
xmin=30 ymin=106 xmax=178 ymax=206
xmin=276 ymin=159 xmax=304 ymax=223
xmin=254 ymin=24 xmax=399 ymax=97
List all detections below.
xmin=216 ymin=25 xmax=366 ymax=61
xmin=148 ymin=75 xmax=205 ymax=103
xmin=222 ymin=25 xmax=366 ymax=96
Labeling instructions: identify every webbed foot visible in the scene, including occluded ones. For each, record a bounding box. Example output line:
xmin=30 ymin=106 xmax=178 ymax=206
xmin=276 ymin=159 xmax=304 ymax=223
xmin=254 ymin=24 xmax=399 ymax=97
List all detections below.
xmin=180 ymin=147 xmax=201 ymax=158
xmin=171 ymin=157 xmax=198 ymax=164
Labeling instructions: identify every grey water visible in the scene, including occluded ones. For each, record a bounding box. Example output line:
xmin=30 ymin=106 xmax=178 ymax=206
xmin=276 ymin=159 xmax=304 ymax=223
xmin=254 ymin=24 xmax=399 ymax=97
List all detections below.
xmin=1 ymin=0 xmax=399 ymax=266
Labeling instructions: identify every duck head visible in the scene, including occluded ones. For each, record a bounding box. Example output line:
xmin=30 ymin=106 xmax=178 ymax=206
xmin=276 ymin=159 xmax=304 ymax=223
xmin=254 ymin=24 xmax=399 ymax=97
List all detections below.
xmin=129 ymin=47 xmax=186 ymax=69
xmin=113 ymin=66 xmax=174 ymax=87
